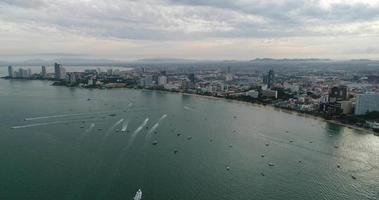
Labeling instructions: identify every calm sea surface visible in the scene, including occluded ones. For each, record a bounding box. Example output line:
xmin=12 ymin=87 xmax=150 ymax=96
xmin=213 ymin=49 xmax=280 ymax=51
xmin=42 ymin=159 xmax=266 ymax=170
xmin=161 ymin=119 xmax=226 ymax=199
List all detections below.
xmin=0 ymin=78 xmax=378 ymax=200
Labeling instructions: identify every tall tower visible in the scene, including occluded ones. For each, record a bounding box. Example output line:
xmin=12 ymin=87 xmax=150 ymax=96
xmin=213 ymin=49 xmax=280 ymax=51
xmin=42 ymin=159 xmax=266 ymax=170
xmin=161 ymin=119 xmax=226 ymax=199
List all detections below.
xmin=41 ymin=66 xmax=47 ymax=77
xmin=54 ymin=63 xmax=61 ymax=79
xmin=263 ymin=69 xmax=275 ymax=89
xmin=54 ymin=63 xmax=65 ymax=80
xmin=8 ymin=65 xmax=13 ymax=78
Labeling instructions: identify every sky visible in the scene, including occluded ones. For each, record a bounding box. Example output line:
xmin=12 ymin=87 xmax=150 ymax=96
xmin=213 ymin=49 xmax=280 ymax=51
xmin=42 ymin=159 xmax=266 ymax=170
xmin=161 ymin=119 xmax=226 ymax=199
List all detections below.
xmin=1 ymin=0 xmax=379 ymax=61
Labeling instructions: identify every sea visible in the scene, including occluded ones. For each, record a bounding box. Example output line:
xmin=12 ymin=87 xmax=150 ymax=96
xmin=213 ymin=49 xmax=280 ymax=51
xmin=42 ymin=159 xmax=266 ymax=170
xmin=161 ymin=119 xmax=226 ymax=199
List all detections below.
xmin=0 ymin=66 xmax=378 ymax=200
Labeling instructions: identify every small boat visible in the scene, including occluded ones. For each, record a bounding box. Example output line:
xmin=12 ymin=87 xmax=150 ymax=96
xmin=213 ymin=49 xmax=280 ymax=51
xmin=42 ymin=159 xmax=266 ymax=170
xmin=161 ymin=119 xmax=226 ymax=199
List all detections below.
xmin=226 ymin=166 xmax=230 ymax=171
xmin=265 ymin=143 xmax=269 ymax=147
xmin=177 ymin=133 xmax=181 ymax=136
xmin=337 ymin=165 xmax=341 ymax=168
xmin=289 ymin=140 xmax=294 ymax=143
xmin=298 ymin=160 xmax=302 ymax=163
xmin=268 ymin=163 xmax=275 ymax=167
xmin=334 ymin=146 xmax=339 ymax=148
xmin=261 ymin=154 xmax=265 ymax=158
xmin=152 ymin=140 xmax=158 ymax=145
xmin=174 ymin=150 xmax=178 ymax=154
xmin=109 ymin=114 xmax=117 ymax=117
xmin=187 ymin=136 xmax=192 ymax=140
xmin=351 ymin=175 xmax=357 ymax=180
xmin=260 ymin=173 xmax=265 ymax=176
xmin=133 ymin=189 xmax=142 ymax=200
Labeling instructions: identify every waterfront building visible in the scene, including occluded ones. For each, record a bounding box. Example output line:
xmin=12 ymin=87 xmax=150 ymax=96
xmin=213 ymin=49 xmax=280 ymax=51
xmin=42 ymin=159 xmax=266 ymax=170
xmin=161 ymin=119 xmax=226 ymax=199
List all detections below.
xmin=263 ymin=69 xmax=275 ymax=89
xmin=140 ymin=75 xmax=154 ymax=87
xmin=262 ymin=89 xmax=278 ymax=99
xmin=158 ymin=76 xmax=168 ymax=86
xmin=41 ymin=66 xmax=47 ymax=77
xmin=329 ymin=85 xmax=348 ymax=103
xmin=54 ymin=63 xmax=66 ymax=80
xmin=246 ymin=90 xmax=259 ymax=98
xmin=339 ymin=101 xmax=353 ymax=114
xmin=17 ymin=68 xmax=31 ymax=78
xmin=355 ymin=94 xmax=379 ymax=115
xmin=8 ymin=66 xmax=13 ymax=77
xmin=67 ymin=72 xmax=78 ymax=84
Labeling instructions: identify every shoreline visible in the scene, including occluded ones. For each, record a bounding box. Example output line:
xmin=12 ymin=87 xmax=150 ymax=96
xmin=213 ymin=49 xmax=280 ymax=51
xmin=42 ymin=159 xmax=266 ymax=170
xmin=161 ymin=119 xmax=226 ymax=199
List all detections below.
xmin=2 ymin=78 xmax=377 ymax=135
xmin=145 ymin=89 xmax=378 ymax=135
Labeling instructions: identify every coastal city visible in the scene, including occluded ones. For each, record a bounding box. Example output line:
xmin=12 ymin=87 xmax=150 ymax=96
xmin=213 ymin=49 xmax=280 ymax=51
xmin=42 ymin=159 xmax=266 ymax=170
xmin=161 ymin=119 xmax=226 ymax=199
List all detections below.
xmin=4 ymin=62 xmax=379 ymax=135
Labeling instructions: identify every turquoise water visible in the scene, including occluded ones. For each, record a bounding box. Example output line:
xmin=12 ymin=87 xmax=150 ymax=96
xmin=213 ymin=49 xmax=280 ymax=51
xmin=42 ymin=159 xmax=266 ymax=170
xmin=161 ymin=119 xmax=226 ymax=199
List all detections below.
xmin=0 ymin=79 xmax=378 ymax=200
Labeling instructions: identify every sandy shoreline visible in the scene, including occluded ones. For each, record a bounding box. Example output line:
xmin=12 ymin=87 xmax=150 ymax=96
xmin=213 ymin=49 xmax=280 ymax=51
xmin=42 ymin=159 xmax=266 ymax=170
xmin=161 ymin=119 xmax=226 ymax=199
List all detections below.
xmin=147 ymin=89 xmax=377 ymax=135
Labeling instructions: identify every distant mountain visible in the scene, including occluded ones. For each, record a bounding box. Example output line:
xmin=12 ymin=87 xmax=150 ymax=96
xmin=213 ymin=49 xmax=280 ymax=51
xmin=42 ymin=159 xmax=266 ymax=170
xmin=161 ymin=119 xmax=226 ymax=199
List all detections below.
xmin=136 ymin=58 xmax=198 ymax=62
xmin=51 ymin=57 xmax=121 ymax=65
xmin=252 ymin=58 xmax=333 ymax=62
xmin=1 ymin=57 xmax=124 ymax=66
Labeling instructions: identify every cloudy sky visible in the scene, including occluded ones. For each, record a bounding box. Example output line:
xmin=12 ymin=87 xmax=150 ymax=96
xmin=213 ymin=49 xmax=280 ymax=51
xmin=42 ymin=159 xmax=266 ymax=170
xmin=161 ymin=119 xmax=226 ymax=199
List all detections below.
xmin=1 ymin=0 xmax=379 ymax=61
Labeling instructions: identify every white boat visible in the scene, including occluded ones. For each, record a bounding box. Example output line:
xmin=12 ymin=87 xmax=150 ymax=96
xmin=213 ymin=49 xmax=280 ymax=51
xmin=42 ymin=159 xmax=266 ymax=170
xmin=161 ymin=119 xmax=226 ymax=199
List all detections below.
xmin=133 ymin=189 xmax=142 ymax=200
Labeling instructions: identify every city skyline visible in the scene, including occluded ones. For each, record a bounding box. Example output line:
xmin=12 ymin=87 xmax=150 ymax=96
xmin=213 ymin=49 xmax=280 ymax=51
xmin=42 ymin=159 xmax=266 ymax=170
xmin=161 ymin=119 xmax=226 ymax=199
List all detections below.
xmin=1 ymin=0 xmax=379 ymax=61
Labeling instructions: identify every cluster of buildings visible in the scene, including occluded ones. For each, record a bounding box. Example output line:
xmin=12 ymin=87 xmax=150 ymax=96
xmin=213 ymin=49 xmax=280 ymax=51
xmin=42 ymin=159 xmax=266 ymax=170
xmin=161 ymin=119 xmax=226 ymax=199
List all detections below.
xmin=5 ymin=63 xmax=379 ymax=131
xmin=7 ymin=66 xmax=33 ymax=78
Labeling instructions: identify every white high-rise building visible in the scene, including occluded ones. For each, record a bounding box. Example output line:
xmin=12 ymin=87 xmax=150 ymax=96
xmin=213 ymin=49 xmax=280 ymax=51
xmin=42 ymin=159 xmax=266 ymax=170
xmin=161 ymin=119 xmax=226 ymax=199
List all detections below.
xmin=355 ymin=94 xmax=379 ymax=115
xmin=54 ymin=63 xmax=66 ymax=80
xmin=8 ymin=66 xmax=13 ymax=77
xmin=158 ymin=76 xmax=168 ymax=86
xmin=41 ymin=66 xmax=47 ymax=77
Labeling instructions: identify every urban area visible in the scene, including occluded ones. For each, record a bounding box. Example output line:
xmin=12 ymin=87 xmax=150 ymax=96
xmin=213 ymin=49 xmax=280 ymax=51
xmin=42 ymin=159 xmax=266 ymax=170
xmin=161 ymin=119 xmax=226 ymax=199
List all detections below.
xmin=4 ymin=62 xmax=379 ymax=135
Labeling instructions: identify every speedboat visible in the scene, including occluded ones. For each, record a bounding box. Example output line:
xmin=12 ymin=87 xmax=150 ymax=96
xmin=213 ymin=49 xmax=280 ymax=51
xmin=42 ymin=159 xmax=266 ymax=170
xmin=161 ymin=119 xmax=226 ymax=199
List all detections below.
xmin=133 ymin=189 xmax=142 ymax=200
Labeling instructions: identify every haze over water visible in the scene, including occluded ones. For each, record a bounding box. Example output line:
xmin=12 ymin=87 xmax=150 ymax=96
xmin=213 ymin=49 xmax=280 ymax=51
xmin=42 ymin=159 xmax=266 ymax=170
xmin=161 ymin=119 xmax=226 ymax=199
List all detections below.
xmin=0 ymin=79 xmax=378 ymax=200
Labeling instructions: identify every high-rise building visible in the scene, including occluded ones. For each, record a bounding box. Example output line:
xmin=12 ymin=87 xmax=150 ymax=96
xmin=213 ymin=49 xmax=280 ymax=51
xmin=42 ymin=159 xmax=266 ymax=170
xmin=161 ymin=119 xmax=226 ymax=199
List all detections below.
xmin=41 ymin=66 xmax=47 ymax=77
xmin=18 ymin=68 xmax=31 ymax=78
xmin=188 ymin=73 xmax=195 ymax=84
xmin=54 ymin=63 xmax=66 ymax=80
xmin=140 ymin=75 xmax=153 ymax=87
xmin=158 ymin=76 xmax=168 ymax=86
xmin=8 ymin=66 xmax=13 ymax=77
xmin=329 ymin=85 xmax=348 ymax=103
xmin=263 ymin=69 xmax=275 ymax=89
xmin=355 ymin=94 xmax=379 ymax=115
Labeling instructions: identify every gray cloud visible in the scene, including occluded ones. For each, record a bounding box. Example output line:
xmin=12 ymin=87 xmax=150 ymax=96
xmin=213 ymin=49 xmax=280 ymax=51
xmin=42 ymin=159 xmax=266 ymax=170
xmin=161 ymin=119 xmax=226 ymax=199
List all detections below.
xmin=0 ymin=0 xmax=379 ymax=59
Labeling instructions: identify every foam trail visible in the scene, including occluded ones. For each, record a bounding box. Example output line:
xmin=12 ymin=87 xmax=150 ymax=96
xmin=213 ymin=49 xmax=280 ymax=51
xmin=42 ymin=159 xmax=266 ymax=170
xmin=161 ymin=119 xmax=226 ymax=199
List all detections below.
xmin=145 ymin=114 xmax=167 ymax=140
xmin=24 ymin=110 xmax=116 ymax=121
xmin=86 ymin=123 xmax=96 ymax=133
xmin=184 ymin=106 xmax=194 ymax=111
xmin=128 ymin=102 xmax=133 ymax=107
xmin=12 ymin=121 xmax=66 ymax=129
xmin=103 ymin=118 xmax=124 ymax=140
xmin=133 ymin=118 xmax=149 ymax=135
xmin=121 ymin=120 xmax=128 ymax=132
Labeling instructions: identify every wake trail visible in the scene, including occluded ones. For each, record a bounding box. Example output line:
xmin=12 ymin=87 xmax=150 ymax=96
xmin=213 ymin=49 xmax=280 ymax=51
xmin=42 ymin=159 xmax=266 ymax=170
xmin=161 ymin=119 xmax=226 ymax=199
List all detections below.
xmin=12 ymin=118 xmax=106 ymax=129
xmin=121 ymin=120 xmax=129 ymax=132
xmin=145 ymin=114 xmax=167 ymax=141
xmin=24 ymin=110 xmax=118 ymax=121
xmin=102 ymin=118 xmax=124 ymax=140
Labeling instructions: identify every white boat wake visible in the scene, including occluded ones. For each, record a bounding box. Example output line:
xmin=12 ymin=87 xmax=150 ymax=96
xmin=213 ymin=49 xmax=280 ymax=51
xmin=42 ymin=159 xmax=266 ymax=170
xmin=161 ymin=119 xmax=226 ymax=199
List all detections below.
xmin=12 ymin=118 xmax=104 ymax=129
xmin=85 ymin=123 xmax=96 ymax=133
xmin=133 ymin=118 xmax=149 ymax=135
xmin=133 ymin=189 xmax=142 ymax=200
xmin=184 ymin=106 xmax=194 ymax=111
xmin=121 ymin=120 xmax=129 ymax=132
xmin=145 ymin=114 xmax=167 ymax=141
xmin=24 ymin=110 xmax=117 ymax=121
xmin=102 ymin=118 xmax=124 ymax=140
